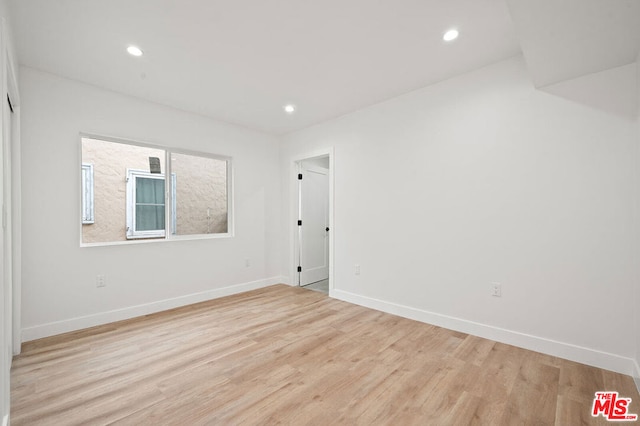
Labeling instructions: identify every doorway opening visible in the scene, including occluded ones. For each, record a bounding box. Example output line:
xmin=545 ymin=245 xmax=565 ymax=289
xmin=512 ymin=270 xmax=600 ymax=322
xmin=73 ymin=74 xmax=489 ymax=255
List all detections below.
xmin=296 ymin=155 xmax=330 ymax=294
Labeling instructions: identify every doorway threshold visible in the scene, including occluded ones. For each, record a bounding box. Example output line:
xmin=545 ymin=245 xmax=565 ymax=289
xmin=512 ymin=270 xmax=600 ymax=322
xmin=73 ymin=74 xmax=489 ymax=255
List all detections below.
xmin=301 ymin=279 xmax=328 ymax=294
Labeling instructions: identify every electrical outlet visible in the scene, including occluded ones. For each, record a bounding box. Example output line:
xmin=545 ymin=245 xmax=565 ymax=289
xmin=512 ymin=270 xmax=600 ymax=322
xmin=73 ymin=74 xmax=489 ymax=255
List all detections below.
xmin=354 ymin=264 xmax=361 ymax=275
xmin=491 ymin=282 xmax=501 ymax=297
xmin=96 ymin=274 xmax=106 ymax=288
xmin=245 ymin=258 xmax=251 ymax=268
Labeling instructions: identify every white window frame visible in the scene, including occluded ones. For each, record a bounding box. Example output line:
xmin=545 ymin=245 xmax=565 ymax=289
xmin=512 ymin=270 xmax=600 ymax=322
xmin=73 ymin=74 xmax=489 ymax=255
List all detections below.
xmin=126 ymin=169 xmax=176 ymax=239
xmin=80 ymin=133 xmax=234 ymax=247
xmin=81 ymin=163 xmax=94 ymax=224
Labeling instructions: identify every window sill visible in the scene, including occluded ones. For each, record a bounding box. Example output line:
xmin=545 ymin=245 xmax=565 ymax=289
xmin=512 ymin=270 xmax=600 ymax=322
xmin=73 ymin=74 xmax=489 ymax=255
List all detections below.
xmin=80 ymin=232 xmax=234 ymax=248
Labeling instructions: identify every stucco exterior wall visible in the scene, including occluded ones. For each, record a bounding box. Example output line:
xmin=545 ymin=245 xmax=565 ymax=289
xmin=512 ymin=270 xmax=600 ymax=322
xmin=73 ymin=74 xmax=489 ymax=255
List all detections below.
xmin=82 ymin=138 xmax=165 ymax=243
xmin=82 ymin=138 xmax=228 ymax=244
xmin=171 ymin=153 xmax=227 ymax=235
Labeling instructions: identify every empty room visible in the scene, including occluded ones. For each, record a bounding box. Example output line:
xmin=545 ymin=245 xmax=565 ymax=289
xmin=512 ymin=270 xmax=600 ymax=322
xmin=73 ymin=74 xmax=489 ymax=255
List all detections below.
xmin=1 ymin=0 xmax=640 ymax=424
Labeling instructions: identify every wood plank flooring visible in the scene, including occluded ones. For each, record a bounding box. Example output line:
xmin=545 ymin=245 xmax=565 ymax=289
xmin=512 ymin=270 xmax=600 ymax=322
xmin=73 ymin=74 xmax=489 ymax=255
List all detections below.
xmin=10 ymin=284 xmax=640 ymax=425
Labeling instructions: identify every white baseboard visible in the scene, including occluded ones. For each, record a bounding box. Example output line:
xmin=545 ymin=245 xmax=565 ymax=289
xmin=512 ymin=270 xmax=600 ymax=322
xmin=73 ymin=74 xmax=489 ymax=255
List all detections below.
xmin=2 ymin=414 xmax=7 ymax=426
xmin=633 ymin=360 xmax=640 ymax=394
xmin=333 ymin=289 xmax=636 ymax=377
xmin=277 ymin=276 xmax=291 ymax=285
xmin=22 ymin=277 xmax=284 ymax=342
xmin=280 ymin=276 xmax=295 ymax=286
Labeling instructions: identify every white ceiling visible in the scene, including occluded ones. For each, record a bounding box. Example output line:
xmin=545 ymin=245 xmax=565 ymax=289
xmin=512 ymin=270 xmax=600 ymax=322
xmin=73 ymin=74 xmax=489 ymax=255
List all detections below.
xmin=8 ymin=0 xmax=640 ymax=135
xmin=8 ymin=0 xmax=520 ymax=135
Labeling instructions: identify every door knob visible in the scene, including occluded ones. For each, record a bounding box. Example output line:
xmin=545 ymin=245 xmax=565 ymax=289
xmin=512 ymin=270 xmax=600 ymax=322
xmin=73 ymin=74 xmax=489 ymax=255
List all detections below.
xmin=325 ymin=227 xmax=330 ymax=232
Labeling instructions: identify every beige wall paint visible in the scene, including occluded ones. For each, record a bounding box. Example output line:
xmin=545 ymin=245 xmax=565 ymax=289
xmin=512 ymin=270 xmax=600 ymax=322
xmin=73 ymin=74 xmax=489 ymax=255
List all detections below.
xmin=82 ymin=138 xmax=228 ymax=244
xmin=82 ymin=138 xmax=165 ymax=243
xmin=171 ymin=153 xmax=227 ymax=235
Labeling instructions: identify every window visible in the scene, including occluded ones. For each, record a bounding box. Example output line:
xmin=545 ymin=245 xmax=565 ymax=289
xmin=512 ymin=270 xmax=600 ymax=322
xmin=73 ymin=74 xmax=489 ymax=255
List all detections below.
xmin=170 ymin=152 xmax=228 ymax=236
xmin=81 ymin=136 xmax=232 ymax=245
xmin=126 ymin=170 xmax=177 ymax=239
xmin=81 ymin=163 xmax=94 ymax=224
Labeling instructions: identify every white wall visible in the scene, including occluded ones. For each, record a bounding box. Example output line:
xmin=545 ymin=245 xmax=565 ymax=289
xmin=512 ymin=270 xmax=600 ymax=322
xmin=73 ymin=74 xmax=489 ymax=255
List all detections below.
xmin=19 ymin=67 xmax=282 ymax=340
xmin=0 ymin=0 xmax=16 ymax=67
xmin=281 ymin=56 xmax=638 ymax=375
xmin=0 ymin=0 xmax=18 ymax=422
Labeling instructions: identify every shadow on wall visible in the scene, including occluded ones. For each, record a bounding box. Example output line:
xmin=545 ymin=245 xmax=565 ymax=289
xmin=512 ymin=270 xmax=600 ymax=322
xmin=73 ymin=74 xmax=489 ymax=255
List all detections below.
xmin=540 ymin=63 xmax=637 ymax=121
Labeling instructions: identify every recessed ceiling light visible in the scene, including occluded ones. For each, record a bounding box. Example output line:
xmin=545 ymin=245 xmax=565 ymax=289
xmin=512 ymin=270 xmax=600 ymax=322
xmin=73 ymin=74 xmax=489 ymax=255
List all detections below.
xmin=443 ymin=29 xmax=459 ymax=42
xmin=284 ymin=104 xmax=296 ymax=114
xmin=127 ymin=45 xmax=143 ymax=57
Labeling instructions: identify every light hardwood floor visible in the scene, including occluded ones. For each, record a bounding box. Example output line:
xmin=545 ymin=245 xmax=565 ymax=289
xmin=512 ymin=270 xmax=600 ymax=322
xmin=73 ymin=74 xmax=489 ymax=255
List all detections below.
xmin=11 ymin=285 xmax=640 ymax=425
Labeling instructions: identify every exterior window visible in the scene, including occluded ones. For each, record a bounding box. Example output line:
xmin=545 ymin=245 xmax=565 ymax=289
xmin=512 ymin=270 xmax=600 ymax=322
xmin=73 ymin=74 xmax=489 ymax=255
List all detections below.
xmin=81 ymin=163 xmax=94 ymax=224
xmin=126 ymin=170 xmax=176 ymax=239
xmin=81 ymin=136 xmax=231 ymax=245
xmin=170 ymin=153 xmax=228 ymax=236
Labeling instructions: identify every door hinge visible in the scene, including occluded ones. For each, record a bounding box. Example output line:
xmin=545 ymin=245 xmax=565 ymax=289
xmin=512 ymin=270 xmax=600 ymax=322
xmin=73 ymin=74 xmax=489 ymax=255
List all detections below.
xmin=298 ymin=173 xmax=303 ymax=180
xmin=297 ymin=266 xmax=302 ymax=272
xmin=298 ymin=220 xmax=302 ymax=226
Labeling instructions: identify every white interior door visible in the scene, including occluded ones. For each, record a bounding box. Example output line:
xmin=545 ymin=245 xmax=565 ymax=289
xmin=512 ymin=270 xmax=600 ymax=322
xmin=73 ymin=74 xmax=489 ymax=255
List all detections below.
xmin=299 ymin=163 xmax=329 ymax=286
